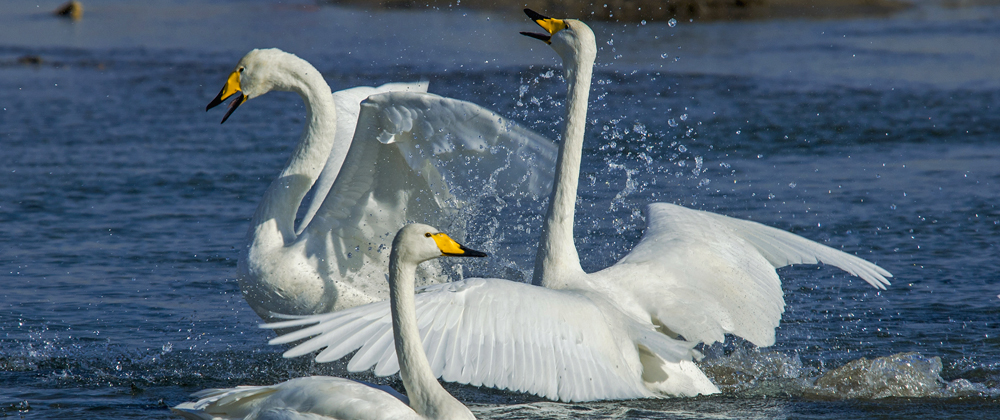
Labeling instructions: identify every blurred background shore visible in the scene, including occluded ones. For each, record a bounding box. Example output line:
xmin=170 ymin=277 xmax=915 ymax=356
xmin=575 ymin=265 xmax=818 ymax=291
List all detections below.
xmin=35 ymin=0 xmax=1000 ymax=24
xmin=325 ymin=0 xmax=962 ymax=21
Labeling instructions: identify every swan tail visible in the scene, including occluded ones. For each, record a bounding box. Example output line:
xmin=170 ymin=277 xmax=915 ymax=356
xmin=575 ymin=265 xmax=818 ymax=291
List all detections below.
xmin=632 ymin=326 xmax=699 ymax=363
xmin=628 ymin=320 xmax=721 ymax=397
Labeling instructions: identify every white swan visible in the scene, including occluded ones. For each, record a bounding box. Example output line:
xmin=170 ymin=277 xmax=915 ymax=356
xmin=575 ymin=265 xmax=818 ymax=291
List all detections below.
xmin=262 ymin=11 xmax=891 ymax=401
xmin=206 ymin=49 xmax=556 ymax=321
xmin=171 ymin=224 xmax=484 ymax=420
xmin=519 ymin=10 xmax=891 ymax=347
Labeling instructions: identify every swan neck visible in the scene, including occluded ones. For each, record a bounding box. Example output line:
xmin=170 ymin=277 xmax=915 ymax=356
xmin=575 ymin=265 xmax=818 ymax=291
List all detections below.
xmin=388 ymin=253 xmax=461 ymax=418
xmin=533 ymin=44 xmax=595 ymax=287
xmin=249 ymin=64 xmax=337 ymax=247
xmin=282 ymin=72 xmax=338 ymax=179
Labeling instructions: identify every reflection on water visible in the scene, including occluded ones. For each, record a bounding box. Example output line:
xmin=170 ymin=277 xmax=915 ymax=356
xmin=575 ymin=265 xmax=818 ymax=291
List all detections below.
xmin=2 ymin=0 xmax=1000 ymax=418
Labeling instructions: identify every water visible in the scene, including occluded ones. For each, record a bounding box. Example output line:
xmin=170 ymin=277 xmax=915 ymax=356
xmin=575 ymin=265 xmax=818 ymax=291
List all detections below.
xmin=2 ymin=0 xmax=999 ymax=418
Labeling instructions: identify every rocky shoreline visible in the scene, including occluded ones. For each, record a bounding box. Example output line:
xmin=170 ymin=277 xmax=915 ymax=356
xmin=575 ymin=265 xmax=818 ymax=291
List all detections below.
xmin=321 ymin=0 xmax=913 ymax=22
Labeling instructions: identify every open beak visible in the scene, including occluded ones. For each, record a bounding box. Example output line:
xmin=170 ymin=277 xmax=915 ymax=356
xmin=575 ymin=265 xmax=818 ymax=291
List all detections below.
xmin=206 ymin=70 xmax=245 ymax=124
xmin=519 ymin=8 xmax=567 ymax=44
xmin=431 ymin=233 xmax=488 ymax=258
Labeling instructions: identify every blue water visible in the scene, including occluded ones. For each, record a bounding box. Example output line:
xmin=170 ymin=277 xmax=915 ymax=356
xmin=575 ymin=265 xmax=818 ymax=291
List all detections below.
xmin=2 ymin=0 xmax=999 ymax=418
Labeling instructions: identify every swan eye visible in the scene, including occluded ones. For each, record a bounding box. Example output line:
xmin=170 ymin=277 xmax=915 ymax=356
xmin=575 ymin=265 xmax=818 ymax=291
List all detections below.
xmin=238 ymin=67 xmax=245 ymax=73
xmin=425 ymin=233 xmax=432 ymax=238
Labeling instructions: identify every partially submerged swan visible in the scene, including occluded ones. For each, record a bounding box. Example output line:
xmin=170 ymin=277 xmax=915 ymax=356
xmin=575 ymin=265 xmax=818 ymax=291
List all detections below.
xmin=262 ymin=11 xmax=891 ymax=401
xmin=207 ymin=49 xmax=556 ymax=321
xmin=172 ymin=224 xmax=484 ymax=420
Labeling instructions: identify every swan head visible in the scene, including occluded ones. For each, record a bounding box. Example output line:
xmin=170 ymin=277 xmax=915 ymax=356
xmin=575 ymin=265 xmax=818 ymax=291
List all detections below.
xmin=520 ymin=9 xmax=596 ymax=67
xmin=392 ymin=223 xmax=487 ymax=267
xmin=206 ymin=48 xmax=310 ymax=123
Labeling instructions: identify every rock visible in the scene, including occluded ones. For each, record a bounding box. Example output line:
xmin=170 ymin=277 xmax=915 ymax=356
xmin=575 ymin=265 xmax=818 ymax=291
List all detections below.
xmin=54 ymin=1 xmax=84 ymax=21
xmin=17 ymin=55 xmax=44 ymax=66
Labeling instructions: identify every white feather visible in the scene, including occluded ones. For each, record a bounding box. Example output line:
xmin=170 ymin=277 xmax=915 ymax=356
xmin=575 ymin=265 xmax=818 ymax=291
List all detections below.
xmin=218 ymin=49 xmax=556 ymax=321
xmin=263 ymin=16 xmax=891 ymax=403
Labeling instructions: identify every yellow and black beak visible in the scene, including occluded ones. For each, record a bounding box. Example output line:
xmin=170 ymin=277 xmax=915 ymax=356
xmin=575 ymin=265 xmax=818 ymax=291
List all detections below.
xmin=520 ymin=8 xmax=567 ymax=44
xmin=430 ymin=233 xmax=488 ymax=258
xmin=206 ymin=69 xmax=246 ymax=124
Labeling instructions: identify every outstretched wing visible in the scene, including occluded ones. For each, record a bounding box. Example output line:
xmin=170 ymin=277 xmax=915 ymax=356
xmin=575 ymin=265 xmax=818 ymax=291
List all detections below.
xmin=297 ymin=82 xmax=429 ymax=234
xmin=264 ymin=278 xmax=698 ymax=402
xmin=610 ymin=202 xmax=892 ymax=347
xmin=296 ymin=91 xmax=557 ymax=307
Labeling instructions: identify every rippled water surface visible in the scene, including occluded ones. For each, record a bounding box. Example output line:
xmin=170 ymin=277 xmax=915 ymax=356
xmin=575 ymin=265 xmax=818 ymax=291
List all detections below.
xmin=2 ymin=0 xmax=999 ymax=418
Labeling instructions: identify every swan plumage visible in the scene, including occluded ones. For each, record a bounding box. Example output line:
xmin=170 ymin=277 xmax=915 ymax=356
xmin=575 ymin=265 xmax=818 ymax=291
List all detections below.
xmin=266 ymin=276 xmax=707 ymax=401
xmin=172 ymin=224 xmax=484 ymax=420
xmin=263 ymin=11 xmax=890 ymax=401
xmin=207 ymin=49 xmax=556 ymax=321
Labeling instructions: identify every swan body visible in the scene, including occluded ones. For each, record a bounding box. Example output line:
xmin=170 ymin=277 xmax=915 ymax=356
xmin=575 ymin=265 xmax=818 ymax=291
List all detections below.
xmin=172 ymin=224 xmax=484 ymax=420
xmin=263 ymin=11 xmax=891 ymax=402
xmin=207 ymin=49 xmax=556 ymax=321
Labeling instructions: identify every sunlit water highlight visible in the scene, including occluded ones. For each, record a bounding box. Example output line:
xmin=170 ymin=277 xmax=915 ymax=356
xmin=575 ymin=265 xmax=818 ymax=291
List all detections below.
xmin=2 ymin=0 xmax=999 ymax=418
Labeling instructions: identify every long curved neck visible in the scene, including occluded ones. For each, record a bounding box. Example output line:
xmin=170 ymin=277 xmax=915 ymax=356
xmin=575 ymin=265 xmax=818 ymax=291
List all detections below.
xmin=533 ymin=40 xmax=596 ymax=288
xmin=388 ymin=253 xmax=466 ymax=419
xmin=248 ymin=66 xmax=337 ymax=248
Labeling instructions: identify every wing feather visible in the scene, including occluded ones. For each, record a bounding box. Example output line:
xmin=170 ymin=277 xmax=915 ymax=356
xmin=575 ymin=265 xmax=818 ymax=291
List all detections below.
xmin=613 ymin=202 xmax=892 ymax=347
xmin=262 ymin=279 xmax=668 ymax=402
xmin=315 ymin=319 xmax=385 ymax=363
xmin=294 ymin=91 xmax=556 ymax=308
xmin=348 ymin=322 xmax=394 ymax=371
xmin=297 ymin=82 xmax=430 ymax=235
xmin=373 ymin=337 xmax=400 ymax=376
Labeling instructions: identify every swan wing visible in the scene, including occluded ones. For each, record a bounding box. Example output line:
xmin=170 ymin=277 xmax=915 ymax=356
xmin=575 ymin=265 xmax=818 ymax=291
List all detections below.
xmin=297 ymin=82 xmax=430 ymax=234
xmin=263 ymin=278 xmax=696 ymax=402
xmin=171 ymin=376 xmax=416 ymax=420
xmin=613 ymin=202 xmax=892 ymax=347
xmin=296 ymin=91 xmax=557 ymax=306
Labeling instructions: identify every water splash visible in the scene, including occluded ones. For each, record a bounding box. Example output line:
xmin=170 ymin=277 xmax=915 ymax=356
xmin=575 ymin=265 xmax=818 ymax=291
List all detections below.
xmin=700 ymin=348 xmax=1000 ymax=399
xmin=808 ymin=352 xmax=999 ymax=399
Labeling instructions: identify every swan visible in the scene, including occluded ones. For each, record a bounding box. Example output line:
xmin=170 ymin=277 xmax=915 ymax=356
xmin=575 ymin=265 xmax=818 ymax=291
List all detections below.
xmin=206 ymin=48 xmax=556 ymax=321
xmin=172 ymin=224 xmax=484 ymax=420
xmin=518 ymin=10 xmax=891 ymax=346
xmin=262 ymin=11 xmax=891 ymax=401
